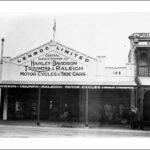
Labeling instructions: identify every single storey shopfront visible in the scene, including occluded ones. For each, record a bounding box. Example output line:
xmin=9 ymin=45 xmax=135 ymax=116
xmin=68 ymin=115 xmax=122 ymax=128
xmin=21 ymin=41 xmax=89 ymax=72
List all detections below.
xmin=0 ymin=40 xmax=136 ymax=127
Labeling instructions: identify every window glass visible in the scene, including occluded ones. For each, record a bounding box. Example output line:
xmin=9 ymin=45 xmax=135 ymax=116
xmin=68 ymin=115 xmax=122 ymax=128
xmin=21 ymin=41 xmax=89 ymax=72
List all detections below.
xmin=139 ymin=51 xmax=147 ymax=66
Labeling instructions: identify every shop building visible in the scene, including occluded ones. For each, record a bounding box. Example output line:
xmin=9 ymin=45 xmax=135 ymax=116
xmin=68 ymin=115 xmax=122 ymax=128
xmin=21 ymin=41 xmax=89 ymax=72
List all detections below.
xmin=0 ymin=31 xmax=149 ymax=128
xmin=129 ymin=33 xmax=150 ymax=129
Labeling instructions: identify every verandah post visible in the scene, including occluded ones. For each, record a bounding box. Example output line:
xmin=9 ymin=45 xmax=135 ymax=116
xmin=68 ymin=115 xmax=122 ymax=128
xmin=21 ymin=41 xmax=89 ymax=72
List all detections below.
xmin=139 ymin=87 xmax=144 ymax=130
xmin=37 ymin=86 xmax=41 ymax=126
xmin=3 ymin=88 xmax=8 ymax=120
xmin=85 ymin=88 xmax=88 ymax=127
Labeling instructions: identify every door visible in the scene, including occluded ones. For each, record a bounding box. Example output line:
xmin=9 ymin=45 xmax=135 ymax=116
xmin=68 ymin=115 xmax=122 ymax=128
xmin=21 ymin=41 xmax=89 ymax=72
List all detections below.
xmin=143 ymin=91 xmax=150 ymax=124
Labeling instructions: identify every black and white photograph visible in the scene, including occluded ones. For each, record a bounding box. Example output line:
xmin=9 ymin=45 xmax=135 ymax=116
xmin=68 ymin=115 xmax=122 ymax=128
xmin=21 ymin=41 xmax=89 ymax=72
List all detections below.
xmin=0 ymin=1 xmax=150 ymax=149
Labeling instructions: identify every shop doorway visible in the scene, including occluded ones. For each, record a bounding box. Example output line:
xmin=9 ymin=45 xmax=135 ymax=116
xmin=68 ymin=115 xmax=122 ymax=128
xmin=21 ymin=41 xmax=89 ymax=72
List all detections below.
xmin=143 ymin=91 xmax=150 ymax=125
xmin=88 ymin=89 xmax=130 ymax=125
xmin=40 ymin=89 xmax=80 ymax=122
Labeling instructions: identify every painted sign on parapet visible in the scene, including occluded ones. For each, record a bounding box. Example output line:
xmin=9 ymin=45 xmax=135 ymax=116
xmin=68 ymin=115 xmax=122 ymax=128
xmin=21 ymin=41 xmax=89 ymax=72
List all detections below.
xmin=11 ymin=41 xmax=90 ymax=65
xmin=20 ymin=50 xmax=88 ymax=77
xmin=2 ymin=41 xmax=97 ymax=82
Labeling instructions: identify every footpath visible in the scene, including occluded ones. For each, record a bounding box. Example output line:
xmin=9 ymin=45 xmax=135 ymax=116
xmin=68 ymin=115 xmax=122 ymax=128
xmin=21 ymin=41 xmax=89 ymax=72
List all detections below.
xmin=0 ymin=120 xmax=150 ymax=137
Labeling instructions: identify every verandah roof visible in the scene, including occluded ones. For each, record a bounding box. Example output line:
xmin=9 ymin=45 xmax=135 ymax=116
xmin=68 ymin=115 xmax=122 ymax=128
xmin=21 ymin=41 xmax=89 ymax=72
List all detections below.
xmin=0 ymin=76 xmax=137 ymax=89
xmin=137 ymin=77 xmax=150 ymax=86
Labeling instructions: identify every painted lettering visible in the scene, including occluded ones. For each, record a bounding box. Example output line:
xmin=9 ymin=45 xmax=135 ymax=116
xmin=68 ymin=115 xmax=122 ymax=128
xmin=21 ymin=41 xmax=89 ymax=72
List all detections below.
xmin=45 ymin=46 xmax=49 ymax=50
xmin=61 ymin=72 xmax=71 ymax=76
xmin=74 ymin=54 xmax=78 ymax=57
xmin=17 ymin=59 xmax=21 ymax=63
xmin=57 ymin=46 xmax=59 ymax=50
xmin=20 ymin=72 xmax=36 ymax=76
xmin=65 ymin=50 xmax=69 ymax=54
xmin=33 ymin=51 xmax=38 ymax=55
xmin=23 ymin=57 xmax=26 ymax=60
xmin=39 ymin=49 xmax=43 ymax=53
xmin=30 ymin=60 xmax=51 ymax=66
xmin=28 ymin=54 xmax=32 ymax=58
xmin=53 ymin=60 xmax=77 ymax=66
xmin=79 ymin=56 xmax=83 ymax=60
xmin=72 ymin=72 xmax=86 ymax=76
xmin=85 ymin=58 xmax=89 ymax=62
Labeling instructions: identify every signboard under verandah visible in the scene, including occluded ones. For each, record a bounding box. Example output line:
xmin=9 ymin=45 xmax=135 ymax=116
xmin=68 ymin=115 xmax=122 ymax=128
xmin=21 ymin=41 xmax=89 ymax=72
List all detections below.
xmin=0 ymin=84 xmax=136 ymax=89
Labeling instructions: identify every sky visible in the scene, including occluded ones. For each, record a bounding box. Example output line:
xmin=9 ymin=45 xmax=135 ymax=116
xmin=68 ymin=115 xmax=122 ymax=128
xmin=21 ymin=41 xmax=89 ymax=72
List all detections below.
xmin=1 ymin=1 xmax=150 ymax=67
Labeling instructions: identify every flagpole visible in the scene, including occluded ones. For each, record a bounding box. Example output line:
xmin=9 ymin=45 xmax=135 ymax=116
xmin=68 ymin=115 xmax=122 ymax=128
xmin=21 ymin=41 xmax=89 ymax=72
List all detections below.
xmin=53 ymin=19 xmax=56 ymax=41
xmin=53 ymin=30 xmax=55 ymax=41
xmin=1 ymin=38 xmax=5 ymax=64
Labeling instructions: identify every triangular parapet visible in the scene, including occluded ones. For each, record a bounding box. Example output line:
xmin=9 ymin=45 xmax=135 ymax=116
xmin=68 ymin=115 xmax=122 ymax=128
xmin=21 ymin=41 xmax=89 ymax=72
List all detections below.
xmin=10 ymin=40 xmax=96 ymax=66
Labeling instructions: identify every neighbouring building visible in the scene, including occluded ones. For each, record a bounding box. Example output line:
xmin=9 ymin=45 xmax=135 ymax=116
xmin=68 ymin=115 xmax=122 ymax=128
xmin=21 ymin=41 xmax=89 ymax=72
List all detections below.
xmin=129 ymin=33 xmax=150 ymax=129
xmin=0 ymin=31 xmax=150 ymax=129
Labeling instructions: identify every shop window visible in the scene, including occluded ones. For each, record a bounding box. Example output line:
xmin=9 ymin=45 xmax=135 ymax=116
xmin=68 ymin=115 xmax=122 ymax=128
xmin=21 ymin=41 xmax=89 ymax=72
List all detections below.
xmin=49 ymin=100 xmax=53 ymax=110
xmin=48 ymin=100 xmax=59 ymax=121
xmin=15 ymin=101 xmax=23 ymax=112
xmin=99 ymin=103 xmax=130 ymax=124
xmin=31 ymin=102 xmax=37 ymax=117
xmin=14 ymin=101 xmax=24 ymax=119
xmin=119 ymin=104 xmax=130 ymax=124
xmin=103 ymin=104 xmax=113 ymax=122
xmin=138 ymin=49 xmax=150 ymax=76
xmin=139 ymin=51 xmax=147 ymax=66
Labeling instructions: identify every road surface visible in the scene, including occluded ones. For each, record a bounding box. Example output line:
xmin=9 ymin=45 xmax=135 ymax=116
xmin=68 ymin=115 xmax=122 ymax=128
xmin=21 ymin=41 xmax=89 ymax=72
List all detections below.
xmin=0 ymin=124 xmax=150 ymax=138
